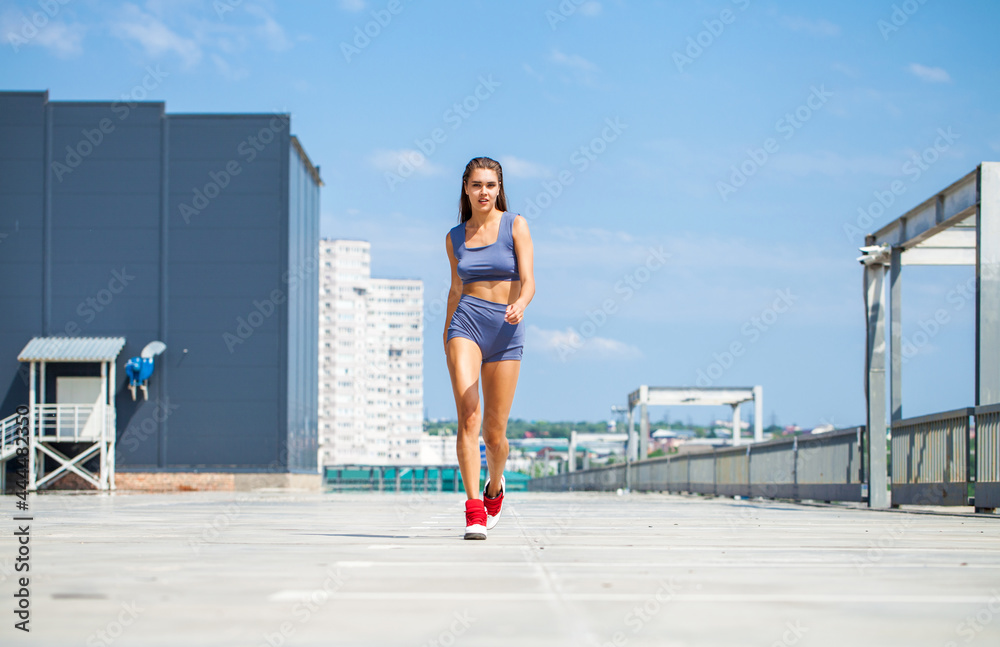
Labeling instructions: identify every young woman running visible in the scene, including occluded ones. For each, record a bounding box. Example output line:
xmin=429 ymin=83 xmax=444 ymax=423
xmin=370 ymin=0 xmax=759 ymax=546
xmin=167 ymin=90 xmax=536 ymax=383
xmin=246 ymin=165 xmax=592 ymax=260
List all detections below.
xmin=444 ymin=156 xmax=535 ymax=540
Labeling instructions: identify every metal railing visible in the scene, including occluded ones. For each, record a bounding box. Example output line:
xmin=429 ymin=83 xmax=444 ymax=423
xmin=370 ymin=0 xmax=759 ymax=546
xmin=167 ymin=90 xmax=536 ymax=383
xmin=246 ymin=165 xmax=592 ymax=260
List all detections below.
xmin=890 ymin=407 xmax=972 ymax=506
xmin=1 ymin=411 xmax=25 ymax=462
xmin=527 ymin=462 xmax=626 ymax=492
xmin=531 ymin=427 xmax=866 ymax=503
xmin=34 ymin=404 xmax=107 ymax=441
xmin=324 ymin=465 xmax=529 ymax=493
xmin=974 ymin=403 xmax=1000 ymax=510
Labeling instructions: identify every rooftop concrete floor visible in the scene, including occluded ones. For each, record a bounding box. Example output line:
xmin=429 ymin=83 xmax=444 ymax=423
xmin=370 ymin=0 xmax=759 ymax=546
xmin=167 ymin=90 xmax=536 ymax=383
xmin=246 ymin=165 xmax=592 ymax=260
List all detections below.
xmin=1 ymin=490 xmax=999 ymax=647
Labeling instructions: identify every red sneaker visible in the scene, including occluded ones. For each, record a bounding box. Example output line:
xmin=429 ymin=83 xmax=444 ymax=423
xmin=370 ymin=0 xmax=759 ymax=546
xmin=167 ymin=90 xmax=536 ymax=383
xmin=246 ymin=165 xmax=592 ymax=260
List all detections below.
xmin=483 ymin=475 xmax=505 ymax=530
xmin=464 ymin=499 xmax=487 ymax=540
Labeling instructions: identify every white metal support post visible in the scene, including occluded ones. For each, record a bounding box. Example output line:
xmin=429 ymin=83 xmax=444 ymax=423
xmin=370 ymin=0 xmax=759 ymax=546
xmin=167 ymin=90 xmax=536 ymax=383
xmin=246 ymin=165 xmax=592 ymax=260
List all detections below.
xmin=639 ymin=385 xmax=649 ymax=460
xmin=978 ymin=162 xmax=1000 ymax=405
xmin=627 ymin=404 xmax=637 ymax=462
xmin=890 ymin=247 xmax=903 ymax=422
xmin=865 ymin=257 xmax=889 ymax=509
xmin=568 ymin=430 xmax=576 ymax=472
xmin=39 ymin=361 xmax=45 ymax=416
xmin=28 ymin=362 xmax=36 ymax=492
xmin=731 ymin=403 xmax=742 ymax=446
xmin=108 ymin=358 xmax=117 ymax=490
xmin=753 ymin=385 xmax=763 ymax=442
xmin=99 ymin=361 xmax=107 ymax=490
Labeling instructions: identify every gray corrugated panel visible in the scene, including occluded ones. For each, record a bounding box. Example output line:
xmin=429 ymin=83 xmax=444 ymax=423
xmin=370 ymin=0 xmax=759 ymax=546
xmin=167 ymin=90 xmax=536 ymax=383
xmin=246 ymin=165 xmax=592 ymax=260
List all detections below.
xmin=17 ymin=336 xmax=127 ymax=362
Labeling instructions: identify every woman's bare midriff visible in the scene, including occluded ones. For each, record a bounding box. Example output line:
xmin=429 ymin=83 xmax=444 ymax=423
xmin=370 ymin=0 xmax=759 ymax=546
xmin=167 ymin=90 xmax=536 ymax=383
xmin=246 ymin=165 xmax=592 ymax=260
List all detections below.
xmin=463 ymin=279 xmax=521 ymax=305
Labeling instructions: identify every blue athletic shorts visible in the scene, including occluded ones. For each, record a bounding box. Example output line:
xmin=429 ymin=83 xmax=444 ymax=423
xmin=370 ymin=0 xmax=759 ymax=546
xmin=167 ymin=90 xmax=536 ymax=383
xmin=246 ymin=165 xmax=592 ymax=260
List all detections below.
xmin=447 ymin=294 xmax=525 ymax=363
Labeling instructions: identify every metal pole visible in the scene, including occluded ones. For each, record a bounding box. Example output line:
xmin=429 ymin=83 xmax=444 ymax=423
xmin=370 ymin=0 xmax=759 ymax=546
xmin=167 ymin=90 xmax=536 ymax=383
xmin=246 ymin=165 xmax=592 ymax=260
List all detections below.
xmin=890 ymin=247 xmax=903 ymax=422
xmin=732 ymin=403 xmax=742 ymax=446
xmin=568 ymin=430 xmax=576 ymax=472
xmin=792 ymin=435 xmax=799 ymax=501
xmin=28 ymin=362 xmax=36 ymax=492
xmin=753 ymin=386 xmax=763 ymax=442
xmin=109 ymin=358 xmax=117 ymax=491
xmin=627 ymin=405 xmax=636 ymax=462
xmin=866 ymin=260 xmax=890 ymax=508
xmin=100 ymin=361 xmax=107 ymax=490
xmin=977 ymin=162 xmax=1000 ymax=405
xmin=639 ymin=385 xmax=650 ymax=460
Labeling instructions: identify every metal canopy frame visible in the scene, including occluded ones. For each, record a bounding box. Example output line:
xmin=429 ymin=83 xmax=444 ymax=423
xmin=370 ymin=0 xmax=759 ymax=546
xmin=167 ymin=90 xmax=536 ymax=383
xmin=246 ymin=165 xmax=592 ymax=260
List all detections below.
xmin=624 ymin=386 xmax=763 ymax=461
xmin=858 ymin=162 xmax=1000 ymax=508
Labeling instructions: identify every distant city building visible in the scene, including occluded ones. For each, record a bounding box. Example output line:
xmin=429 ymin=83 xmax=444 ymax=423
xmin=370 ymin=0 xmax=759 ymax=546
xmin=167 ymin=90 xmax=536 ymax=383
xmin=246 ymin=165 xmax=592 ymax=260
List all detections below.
xmin=318 ymin=240 xmax=422 ymax=465
xmin=420 ymin=433 xmax=457 ymax=465
xmin=712 ymin=418 xmax=751 ymax=431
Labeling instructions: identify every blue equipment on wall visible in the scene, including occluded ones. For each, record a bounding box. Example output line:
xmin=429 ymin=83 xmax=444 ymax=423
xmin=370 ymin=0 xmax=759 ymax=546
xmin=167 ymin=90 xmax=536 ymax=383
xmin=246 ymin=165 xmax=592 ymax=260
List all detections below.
xmin=125 ymin=341 xmax=167 ymax=401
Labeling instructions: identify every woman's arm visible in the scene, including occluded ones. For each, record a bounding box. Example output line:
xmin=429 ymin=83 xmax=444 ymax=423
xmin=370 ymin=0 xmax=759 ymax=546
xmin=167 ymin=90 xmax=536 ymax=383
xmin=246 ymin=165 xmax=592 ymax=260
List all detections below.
xmin=444 ymin=232 xmax=463 ymax=349
xmin=506 ymin=214 xmax=534 ymax=325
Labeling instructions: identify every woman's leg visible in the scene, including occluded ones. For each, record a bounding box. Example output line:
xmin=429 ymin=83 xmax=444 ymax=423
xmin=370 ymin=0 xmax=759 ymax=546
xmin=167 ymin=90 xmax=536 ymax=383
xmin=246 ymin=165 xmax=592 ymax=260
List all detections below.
xmin=480 ymin=359 xmax=520 ymax=497
xmin=446 ymin=336 xmax=484 ymax=499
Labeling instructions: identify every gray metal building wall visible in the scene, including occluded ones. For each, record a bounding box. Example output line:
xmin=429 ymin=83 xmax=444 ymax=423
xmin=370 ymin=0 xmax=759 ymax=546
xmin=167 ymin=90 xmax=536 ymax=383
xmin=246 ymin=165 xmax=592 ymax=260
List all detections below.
xmin=0 ymin=91 xmax=320 ymax=473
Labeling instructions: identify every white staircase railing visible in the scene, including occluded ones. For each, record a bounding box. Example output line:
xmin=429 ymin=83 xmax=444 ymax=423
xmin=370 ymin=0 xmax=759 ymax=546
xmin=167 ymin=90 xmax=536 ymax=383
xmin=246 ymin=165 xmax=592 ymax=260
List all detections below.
xmin=1 ymin=411 xmax=25 ymax=462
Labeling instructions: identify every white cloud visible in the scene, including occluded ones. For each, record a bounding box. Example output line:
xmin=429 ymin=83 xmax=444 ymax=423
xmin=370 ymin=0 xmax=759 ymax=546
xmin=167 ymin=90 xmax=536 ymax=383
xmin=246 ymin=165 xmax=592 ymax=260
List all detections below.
xmin=112 ymin=3 xmax=201 ymax=67
xmin=549 ymin=48 xmax=603 ymax=88
xmin=211 ymin=53 xmax=249 ymax=80
xmin=526 ymin=325 xmax=642 ymax=361
xmin=1 ymin=10 xmax=86 ymax=57
xmin=780 ymin=16 xmax=840 ymax=37
xmin=908 ymin=63 xmax=951 ymax=83
xmin=244 ymin=4 xmax=293 ymax=51
xmin=106 ymin=2 xmax=295 ymax=76
xmin=368 ymin=149 xmax=447 ymax=176
xmin=550 ymin=47 xmax=597 ymax=72
xmin=522 ymin=62 xmax=544 ymax=83
xmin=499 ymin=156 xmax=552 ymax=180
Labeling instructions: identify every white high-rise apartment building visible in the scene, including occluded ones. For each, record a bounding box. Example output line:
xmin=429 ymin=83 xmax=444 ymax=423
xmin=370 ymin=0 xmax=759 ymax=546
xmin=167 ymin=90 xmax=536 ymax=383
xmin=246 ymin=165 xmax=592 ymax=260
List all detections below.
xmin=319 ymin=240 xmax=423 ymax=466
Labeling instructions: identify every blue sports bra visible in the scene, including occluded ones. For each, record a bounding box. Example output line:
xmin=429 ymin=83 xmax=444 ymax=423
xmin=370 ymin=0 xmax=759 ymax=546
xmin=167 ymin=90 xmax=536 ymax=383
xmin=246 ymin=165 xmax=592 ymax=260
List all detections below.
xmin=449 ymin=211 xmax=520 ymax=284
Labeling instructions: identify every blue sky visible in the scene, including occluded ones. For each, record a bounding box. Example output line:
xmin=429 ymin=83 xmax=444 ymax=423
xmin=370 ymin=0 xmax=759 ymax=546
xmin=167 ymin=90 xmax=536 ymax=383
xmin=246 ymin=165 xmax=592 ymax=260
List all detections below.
xmin=3 ymin=0 xmax=998 ymax=428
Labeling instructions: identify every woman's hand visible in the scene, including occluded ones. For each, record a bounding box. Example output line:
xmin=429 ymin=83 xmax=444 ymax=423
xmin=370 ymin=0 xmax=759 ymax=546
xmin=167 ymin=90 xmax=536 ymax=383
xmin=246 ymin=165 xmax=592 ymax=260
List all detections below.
xmin=505 ymin=301 xmax=525 ymax=325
